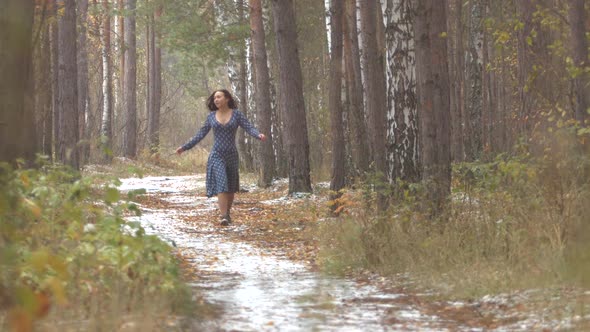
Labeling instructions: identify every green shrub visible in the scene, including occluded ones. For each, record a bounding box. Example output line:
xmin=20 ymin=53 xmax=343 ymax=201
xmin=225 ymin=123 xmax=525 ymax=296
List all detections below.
xmin=0 ymin=160 xmax=193 ymax=330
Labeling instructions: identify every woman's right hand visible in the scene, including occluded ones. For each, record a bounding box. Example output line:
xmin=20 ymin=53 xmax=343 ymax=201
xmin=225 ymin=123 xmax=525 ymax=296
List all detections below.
xmin=175 ymin=147 xmax=184 ymax=155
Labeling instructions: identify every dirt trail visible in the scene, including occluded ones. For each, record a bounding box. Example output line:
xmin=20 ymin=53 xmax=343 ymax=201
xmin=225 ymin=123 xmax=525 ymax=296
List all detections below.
xmin=120 ymin=175 xmax=588 ymax=331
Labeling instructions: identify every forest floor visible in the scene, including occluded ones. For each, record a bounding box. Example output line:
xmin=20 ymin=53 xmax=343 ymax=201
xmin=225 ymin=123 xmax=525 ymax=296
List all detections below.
xmin=108 ymin=165 xmax=590 ymax=331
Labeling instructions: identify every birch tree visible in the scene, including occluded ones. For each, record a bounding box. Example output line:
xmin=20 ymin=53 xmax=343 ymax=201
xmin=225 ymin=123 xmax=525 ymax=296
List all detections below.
xmin=384 ymin=0 xmax=420 ymax=184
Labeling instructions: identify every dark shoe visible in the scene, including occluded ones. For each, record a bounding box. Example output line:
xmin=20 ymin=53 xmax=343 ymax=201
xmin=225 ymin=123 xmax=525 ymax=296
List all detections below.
xmin=220 ymin=216 xmax=230 ymax=226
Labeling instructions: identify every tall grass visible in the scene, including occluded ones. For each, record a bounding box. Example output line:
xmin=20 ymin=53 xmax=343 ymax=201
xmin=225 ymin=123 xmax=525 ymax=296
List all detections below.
xmin=319 ymin=128 xmax=590 ymax=297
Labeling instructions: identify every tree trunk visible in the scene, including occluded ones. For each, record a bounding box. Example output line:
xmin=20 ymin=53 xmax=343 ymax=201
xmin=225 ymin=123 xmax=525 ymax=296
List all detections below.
xmin=270 ymin=0 xmax=312 ymax=194
xmin=451 ymin=0 xmax=465 ymax=161
xmin=360 ymin=0 xmax=389 ymax=209
xmin=100 ymin=0 xmax=113 ymax=163
xmin=57 ymin=0 xmax=79 ymax=169
xmin=329 ymin=0 xmax=346 ymax=197
xmin=250 ymin=0 xmax=276 ymax=187
xmin=516 ymin=0 xmax=534 ymax=138
xmin=414 ymin=0 xmax=452 ymax=215
xmin=0 ymin=0 xmax=36 ymax=165
xmin=237 ymin=0 xmax=253 ymax=171
xmin=154 ymin=8 xmax=162 ymax=153
xmin=77 ymin=0 xmax=89 ymax=165
xmin=464 ymin=0 xmax=483 ymax=161
xmin=384 ymin=0 xmax=420 ymax=184
xmin=147 ymin=8 xmax=161 ymax=154
xmin=146 ymin=16 xmax=152 ymax=153
xmin=118 ymin=0 xmax=125 ymax=104
xmin=569 ymin=0 xmax=589 ymax=125
xmin=122 ymin=0 xmax=137 ymax=158
xmin=33 ymin=11 xmax=53 ymax=156
xmin=344 ymin=0 xmax=370 ymax=175
xmin=481 ymin=1 xmax=493 ymax=159
xmin=50 ymin=0 xmax=59 ymax=161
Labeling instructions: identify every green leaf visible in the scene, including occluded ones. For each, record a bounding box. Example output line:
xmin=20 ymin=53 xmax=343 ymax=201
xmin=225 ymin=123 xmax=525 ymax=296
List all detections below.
xmin=104 ymin=187 xmax=120 ymax=204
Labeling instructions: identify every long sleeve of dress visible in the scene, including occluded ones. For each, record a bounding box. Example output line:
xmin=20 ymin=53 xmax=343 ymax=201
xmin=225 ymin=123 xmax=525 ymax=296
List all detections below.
xmin=236 ymin=110 xmax=261 ymax=139
xmin=182 ymin=117 xmax=211 ymax=151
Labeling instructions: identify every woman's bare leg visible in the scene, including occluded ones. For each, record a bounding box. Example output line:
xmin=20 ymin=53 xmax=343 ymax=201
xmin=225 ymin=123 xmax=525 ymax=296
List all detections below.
xmin=218 ymin=192 xmax=230 ymax=217
xmin=228 ymin=192 xmax=235 ymax=215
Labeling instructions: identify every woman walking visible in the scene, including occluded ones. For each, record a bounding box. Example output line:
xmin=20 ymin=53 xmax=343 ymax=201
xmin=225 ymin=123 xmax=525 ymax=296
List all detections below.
xmin=176 ymin=89 xmax=266 ymax=226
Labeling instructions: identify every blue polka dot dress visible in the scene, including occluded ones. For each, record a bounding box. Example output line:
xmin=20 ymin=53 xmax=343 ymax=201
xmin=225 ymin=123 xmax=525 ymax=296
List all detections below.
xmin=181 ymin=109 xmax=261 ymax=197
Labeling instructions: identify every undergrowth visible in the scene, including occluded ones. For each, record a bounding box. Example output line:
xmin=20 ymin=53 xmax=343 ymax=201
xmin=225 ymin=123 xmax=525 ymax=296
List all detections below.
xmin=0 ymin=158 xmax=198 ymax=331
xmin=319 ymin=127 xmax=590 ymax=298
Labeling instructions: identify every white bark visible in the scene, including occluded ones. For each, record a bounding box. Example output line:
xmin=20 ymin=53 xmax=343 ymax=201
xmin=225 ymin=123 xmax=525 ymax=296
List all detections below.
xmin=384 ymin=0 xmax=419 ymax=183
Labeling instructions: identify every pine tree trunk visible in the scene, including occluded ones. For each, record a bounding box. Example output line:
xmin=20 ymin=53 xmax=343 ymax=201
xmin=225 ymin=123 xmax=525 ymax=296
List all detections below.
xmin=329 ymin=0 xmax=346 ymax=196
xmin=384 ymin=0 xmax=420 ymax=184
xmin=516 ymin=0 xmax=534 ymax=138
xmin=154 ymin=7 xmax=162 ymax=153
xmin=481 ymin=2 xmax=493 ymax=159
xmin=147 ymin=11 xmax=161 ymax=153
xmin=0 ymin=0 xmax=36 ymax=165
xmin=57 ymin=0 xmax=79 ymax=169
xmin=360 ymin=0 xmax=389 ymax=209
xmin=146 ymin=16 xmax=152 ymax=153
xmin=147 ymin=7 xmax=162 ymax=154
xmin=250 ymin=0 xmax=276 ymax=187
xmin=344 ymin=0 xmax=370 ymax=175
xmin=50 ymin=0 xmax=59 ymax=161
xmin=414 ymin=0 xmax=452 ymax=215
xmin=569 ymin=0 xmax=589 ymax=125
xmin=35 ymin=8 xmax=53 ymax=157
xmin=77 ymin=0 xmax=89 ymax=165
xmin=450 ymin=0 xmax=465 ymax=161
xmin=270 ymin=0 xmax=312 ymax=194
xmin=118 ymin=0 xmax=125 ymax=100
xmin=122 ymin=0 xmax=137 ymax=158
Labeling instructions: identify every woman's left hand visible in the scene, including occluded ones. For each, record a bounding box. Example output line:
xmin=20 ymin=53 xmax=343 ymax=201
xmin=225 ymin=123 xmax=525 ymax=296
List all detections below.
xmin=259 ymin=133 xmax=267 ymax=141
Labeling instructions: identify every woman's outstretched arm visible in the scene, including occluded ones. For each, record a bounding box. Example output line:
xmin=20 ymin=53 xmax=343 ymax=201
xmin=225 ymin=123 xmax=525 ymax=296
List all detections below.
xmin=177 ymin=116 xmax=211 ymax=154
xmin=236 ymin=110 xmax=265 ymax=140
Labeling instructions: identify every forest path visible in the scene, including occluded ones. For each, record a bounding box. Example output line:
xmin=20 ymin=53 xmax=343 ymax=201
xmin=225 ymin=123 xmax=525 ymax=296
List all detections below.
xmin=119 ymin=175 xmax=583 ymax=331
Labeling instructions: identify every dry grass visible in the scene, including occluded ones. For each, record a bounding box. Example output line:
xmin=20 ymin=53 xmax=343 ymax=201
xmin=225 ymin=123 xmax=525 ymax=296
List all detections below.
xmin=319 ymin=147 xmax=590 ymax=298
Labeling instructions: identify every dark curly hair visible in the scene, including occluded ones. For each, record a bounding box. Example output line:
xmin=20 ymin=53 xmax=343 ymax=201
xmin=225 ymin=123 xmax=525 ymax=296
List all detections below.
xmin=206 ymin=89 xmax=238 ymax=111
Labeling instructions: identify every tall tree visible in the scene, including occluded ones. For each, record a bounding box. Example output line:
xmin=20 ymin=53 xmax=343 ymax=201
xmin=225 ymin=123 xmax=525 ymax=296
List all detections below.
xmin=270 ymin=0 xmax=312 ymax=194
xmin=569 ymin=0 xmax=589 ymax=125
xmin=343 ymin=0 xmax=370 ymax=175
xmin=237 ymin=0 xmax=253 ymax=171
xmin=250 ymin=0 xmax=276 ymax=187
xmin=384 ymin=0 xmax=420 ymax=184
xmin=100 ymin=0 xmax=113 ymax=162
xmin=122 ymin=0 xmax=137 ymax=157
xmin=147 ymin=7 xmax=162 ymax=153
xmin=77 ymin=0 xmax=90 ymax=164
xmin=328 ymin=0 xmax=345 ymax=196
xmin=451 ymin=0 xmax=465 ymax=161
xmin=34 ymin=2 xmax=53 ymax=157
xmin=57 ymin=0 xmax=79 ymax=169
xmin=360 ymin=0 xmax=388 ymax=209
xmin=50 ymin=0 xmax=59 ymax=161
xmin=117 ymin=0 xmax=125 ymax=118
xmin=464 ymin=0 xmax=484 ymax=160
xmin=516 ymin=0 xmax=535 ymax=138
xmin=413 ymin=0 xmax=452 ymax=214
xmin=0 ymin=0 xmax=36 ymax=165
